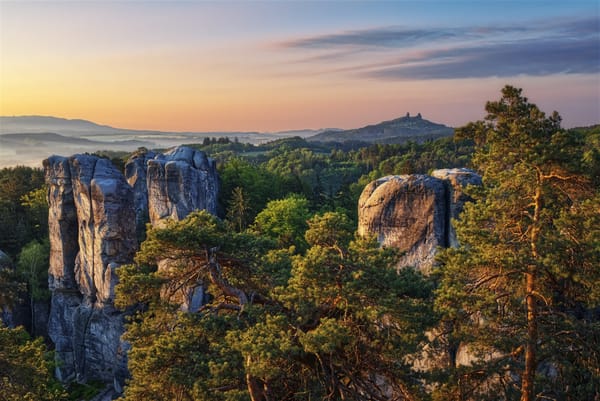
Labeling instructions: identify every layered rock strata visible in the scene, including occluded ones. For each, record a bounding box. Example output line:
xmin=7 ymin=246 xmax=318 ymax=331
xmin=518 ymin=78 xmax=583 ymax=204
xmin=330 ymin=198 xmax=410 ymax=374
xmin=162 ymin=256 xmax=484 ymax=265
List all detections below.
xmin=45 ymin=146 xmax=218 ymax=392
xmin=358 ymin=168 xmax=481 ymax=273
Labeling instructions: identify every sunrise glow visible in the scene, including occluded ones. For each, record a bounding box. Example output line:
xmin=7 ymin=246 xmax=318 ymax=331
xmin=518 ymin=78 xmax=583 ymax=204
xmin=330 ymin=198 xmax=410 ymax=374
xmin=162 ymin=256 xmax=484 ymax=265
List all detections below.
xmin=1 ymin=1 xmax=598 ymax=131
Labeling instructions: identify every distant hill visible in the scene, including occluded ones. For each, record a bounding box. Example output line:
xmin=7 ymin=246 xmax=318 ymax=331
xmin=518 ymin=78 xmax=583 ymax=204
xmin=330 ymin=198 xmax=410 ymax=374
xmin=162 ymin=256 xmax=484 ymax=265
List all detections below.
xmin=0 ymin=116 xmax=329 ymax=168
xmin=0 ymin=116 xmax=325 ymax=139
xmin=0 ymin=116 xmax=120 ymax=136
xmin=0 ymin=132 xmax=151 ymax=147
xmin=307 ymin=113 xmax=453 ymax=144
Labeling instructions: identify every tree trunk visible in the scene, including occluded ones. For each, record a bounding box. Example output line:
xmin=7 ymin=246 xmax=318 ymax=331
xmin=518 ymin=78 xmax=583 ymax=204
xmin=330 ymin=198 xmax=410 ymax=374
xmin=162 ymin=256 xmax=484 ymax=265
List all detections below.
xmin=246 ymin=355 xmax=266 ymax=401
xmin=521 ymin=183 xmax=542 ymax=401
xmin=521 ymin=268 xmax=537 ymax=401
xmin=30 ymin=294 xmax=35 ymax=335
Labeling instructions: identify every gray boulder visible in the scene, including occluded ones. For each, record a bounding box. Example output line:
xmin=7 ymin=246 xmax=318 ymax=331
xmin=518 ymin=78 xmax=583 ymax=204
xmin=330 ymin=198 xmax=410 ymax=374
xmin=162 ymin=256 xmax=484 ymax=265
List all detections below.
xmin=358 ymin=175 xmax=447 ymax=273
xmin=358 ymin=170 xmax=482 ymax=273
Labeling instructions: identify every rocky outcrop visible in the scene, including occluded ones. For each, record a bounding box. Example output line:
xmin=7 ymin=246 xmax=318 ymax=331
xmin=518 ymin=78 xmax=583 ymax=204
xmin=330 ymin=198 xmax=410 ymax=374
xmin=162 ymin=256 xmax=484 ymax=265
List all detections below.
xmin=146 ymin=146 xmax=218 ymax=226
xmin=358 ymin=175 xmax=447 ymax=273
xmin=431 ymin=168 xmax=482 ymax=248
xmin=358 ymin=169 xmax=480 ymax=273
xmin=45 ymin=146 xmax=218 ymax=393
xmin=45 ymin=155 xmax=136 ymax=388
xmin=124 ymin=149 xmax=155 ymax=241
xmin=46 ymin=156 xmax=79 ymax=291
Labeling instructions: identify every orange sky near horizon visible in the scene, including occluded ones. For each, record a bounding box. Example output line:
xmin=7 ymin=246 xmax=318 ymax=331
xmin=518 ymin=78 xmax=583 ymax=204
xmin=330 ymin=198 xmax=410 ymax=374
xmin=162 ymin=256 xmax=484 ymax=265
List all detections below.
xmin=1 ymin=2 xmax=598 ymax=132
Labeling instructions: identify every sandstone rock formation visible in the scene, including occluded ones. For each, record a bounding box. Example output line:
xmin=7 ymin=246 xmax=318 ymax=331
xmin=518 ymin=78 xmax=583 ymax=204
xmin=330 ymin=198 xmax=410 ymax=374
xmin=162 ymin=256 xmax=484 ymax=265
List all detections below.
xmin=45 ymin=155 xmax=136 ymax=388
xmin=45 ymin=146 xmax=219 ymax=393
xmin=124 ymin=149 xmax=155 ymax=241
xmin=146 ymin=146 xmax=218 ymax=226
xmin=358 ymin=175 xmax=447 ymax=273
xmin=431 ymin=168 xmax=482 ymax=248
xmin=358 ymin=169 xmax=481 ymax=273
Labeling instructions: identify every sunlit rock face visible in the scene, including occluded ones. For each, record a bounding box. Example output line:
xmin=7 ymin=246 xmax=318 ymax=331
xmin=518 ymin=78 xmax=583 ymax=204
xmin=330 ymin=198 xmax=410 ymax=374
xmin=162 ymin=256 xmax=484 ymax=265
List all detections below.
xmin=44 ymin=146 xmax=219 ymax=393
xmin=358 ymin=169 xmax=481 ymax=274
xmin=359 ymin=169 xmax=483 ymax=383
xmin=358 ymin=174 xmax=447 ymax=274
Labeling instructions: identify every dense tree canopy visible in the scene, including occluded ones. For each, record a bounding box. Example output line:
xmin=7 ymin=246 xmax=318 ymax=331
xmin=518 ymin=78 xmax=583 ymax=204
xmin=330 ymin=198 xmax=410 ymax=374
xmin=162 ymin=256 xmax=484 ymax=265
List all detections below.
xmin=0 ymin=325 xmax=67 ymax=401
xmin=434 ymin=86 xmax=600 ymax=401
xmin=0 ymin=167 xmax=46 ymax=257
xmin=116 ymin=209 xmax=434 ymax=401
xmin=2 ymin=85 xmax=598 ymax=401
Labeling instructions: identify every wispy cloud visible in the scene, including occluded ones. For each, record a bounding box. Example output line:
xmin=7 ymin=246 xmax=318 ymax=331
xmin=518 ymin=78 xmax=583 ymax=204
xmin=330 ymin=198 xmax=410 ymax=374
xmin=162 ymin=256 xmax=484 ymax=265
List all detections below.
xmin=365 ymin=36 xmax=599 ymax=79
xmin=277 ymin=17 xmax=600 ymax=80
xmin=281 ymin=26 xmax=466 ymax=49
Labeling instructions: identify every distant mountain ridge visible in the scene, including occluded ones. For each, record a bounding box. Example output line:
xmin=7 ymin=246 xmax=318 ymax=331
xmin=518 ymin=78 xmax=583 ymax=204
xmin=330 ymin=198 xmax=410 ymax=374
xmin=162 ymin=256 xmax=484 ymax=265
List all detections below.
xmin=307 ymin=113 xmax=453 ymax=144
xmin=0 ymin=116 xmax=119 ymax=135
xmin=0 ymin=114 xmax=454 ymax=168
xmin=0 ymin=116 xmax=326 ymax=138
xmin=0 ymin=132 xmax=150 ymax=147
xmin=0 ymin=115 xmax=328 ymax=168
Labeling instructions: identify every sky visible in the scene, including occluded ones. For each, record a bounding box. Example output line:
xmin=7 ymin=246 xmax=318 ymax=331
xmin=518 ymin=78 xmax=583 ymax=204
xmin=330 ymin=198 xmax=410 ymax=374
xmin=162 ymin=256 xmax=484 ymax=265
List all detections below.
xmin=1 ymin=1 xmax=599 ymax=132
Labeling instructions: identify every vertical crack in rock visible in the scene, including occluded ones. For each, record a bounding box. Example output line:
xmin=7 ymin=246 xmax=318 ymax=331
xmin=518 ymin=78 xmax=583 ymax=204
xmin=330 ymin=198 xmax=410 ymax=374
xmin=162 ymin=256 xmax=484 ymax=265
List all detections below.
xmin=431 ymin=168 xmax=482 ymax=249
xmin=124 ymin=149 xmax=155 ymax=241
xmin=358 ymin=169 xmax=481 ymax=274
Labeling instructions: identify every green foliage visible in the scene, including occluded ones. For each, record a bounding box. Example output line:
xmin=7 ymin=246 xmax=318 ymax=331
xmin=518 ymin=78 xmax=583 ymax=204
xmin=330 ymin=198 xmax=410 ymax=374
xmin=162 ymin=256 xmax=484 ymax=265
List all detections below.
xmin=434 ymin=86 xmax=600 ymax=401
xmin=17 ymin=240 xmax=50 ymax=303
xmin=117 ymin=208 xmax=435 ymax=400
xmin=0 ymin=325 xmax=67 ymax=401
xmin=304 ymin=211 xmax=354 ymax=250
xmin=65 ymin=380 xmax=104 ymax=401
xmin=20 ymin=186 xmax=48 ymax=239
xmin=16 ymin=239 xmax=50 ymax=335
xmin=0 ymin=266 xmax=23 ymax=311
xmin=121 ymin=312 xmax=247 ymax=401
xmin=0 ymin=167 xmax=46 ymax=257
xmin=226 ymin=187 xmax=250 ymax=232
xmin=219 ymin=157 xmax=289 ymax=223
xmin=251 ymin=195 xmax=310 ymax=251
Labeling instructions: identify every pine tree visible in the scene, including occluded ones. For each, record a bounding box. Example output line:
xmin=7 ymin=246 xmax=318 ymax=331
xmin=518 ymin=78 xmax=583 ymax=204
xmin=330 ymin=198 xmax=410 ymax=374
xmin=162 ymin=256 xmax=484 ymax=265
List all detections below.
xmin=434 ymin=86 xmax=600 ymax=401
xmin=116 ymin=210 xmax=435 ymax=400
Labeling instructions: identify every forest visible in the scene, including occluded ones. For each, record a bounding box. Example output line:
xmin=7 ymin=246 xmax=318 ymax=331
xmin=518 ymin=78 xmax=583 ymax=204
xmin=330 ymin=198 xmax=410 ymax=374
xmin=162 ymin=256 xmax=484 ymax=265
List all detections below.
xmin=0 ymin=87 xmax=598 ymax=401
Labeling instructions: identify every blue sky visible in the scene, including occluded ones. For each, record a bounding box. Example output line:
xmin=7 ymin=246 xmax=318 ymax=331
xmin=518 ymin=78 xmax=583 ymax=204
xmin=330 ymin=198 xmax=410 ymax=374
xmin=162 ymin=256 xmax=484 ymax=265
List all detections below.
xmin=1 ymin=1 xmax=598 ymax=131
